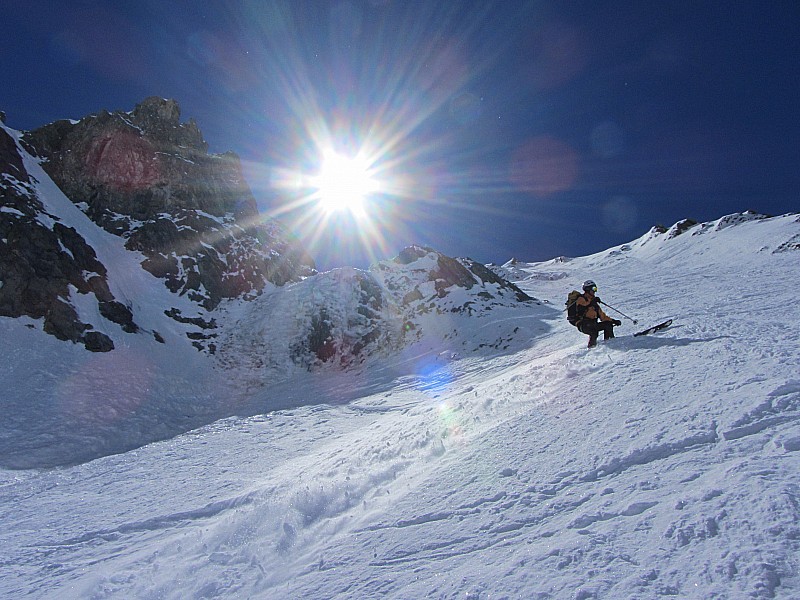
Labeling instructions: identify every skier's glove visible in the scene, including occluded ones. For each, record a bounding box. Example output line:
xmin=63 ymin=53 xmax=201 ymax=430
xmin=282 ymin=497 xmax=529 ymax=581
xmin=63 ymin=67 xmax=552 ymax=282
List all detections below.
xmin=612 ymin=319 xmax=622 ymax=326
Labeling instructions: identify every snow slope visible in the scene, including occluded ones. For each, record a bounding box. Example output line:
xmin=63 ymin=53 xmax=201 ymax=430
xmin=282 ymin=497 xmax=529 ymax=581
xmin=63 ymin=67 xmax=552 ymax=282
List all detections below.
xmin=2 ymin=213 xmax=799 ymax=598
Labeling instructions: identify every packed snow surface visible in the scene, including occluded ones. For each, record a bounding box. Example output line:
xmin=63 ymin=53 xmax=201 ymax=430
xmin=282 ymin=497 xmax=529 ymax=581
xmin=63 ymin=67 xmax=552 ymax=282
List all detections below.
xmin=2 ymin=213 xmax=800 ymax=598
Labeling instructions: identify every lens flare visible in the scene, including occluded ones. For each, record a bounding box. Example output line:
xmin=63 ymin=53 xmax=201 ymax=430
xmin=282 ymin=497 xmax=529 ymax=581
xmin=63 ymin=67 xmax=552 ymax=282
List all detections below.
xmin=438 ymin=399 xmax=467 ymax=445
xmin=509 ymin=136 xmax=579 ymax=197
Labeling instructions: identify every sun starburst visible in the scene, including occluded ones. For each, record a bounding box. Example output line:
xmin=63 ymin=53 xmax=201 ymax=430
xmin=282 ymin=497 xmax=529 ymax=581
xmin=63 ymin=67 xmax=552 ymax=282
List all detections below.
xmin=312 ymin=151 xmax=378 ymax=216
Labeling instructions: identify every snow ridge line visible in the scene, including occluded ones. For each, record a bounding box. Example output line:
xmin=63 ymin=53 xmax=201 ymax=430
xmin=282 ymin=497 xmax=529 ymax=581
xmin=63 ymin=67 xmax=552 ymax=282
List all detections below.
xmin=568 ymin=500 xmax=660 ymax=529
xmin=41 ymin=489 xmax=264 ymax=548
xmin=722 ymin=384 xmax=800 ymax=441
xmin=579 ymin=427 xmax=719 ymax=482
xmin=723 ymin=414 xmax=800 ymax=441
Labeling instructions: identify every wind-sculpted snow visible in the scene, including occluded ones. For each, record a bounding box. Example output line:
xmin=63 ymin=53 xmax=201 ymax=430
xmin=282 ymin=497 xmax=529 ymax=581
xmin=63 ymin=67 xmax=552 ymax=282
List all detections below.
xmin=1 ymin=212 xmax=799 ymax=599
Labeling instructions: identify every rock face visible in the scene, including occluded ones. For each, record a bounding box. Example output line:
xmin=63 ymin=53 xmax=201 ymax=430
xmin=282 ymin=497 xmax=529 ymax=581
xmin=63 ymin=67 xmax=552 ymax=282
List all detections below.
xmin=381 ymin=245 xmax=532 ymax=308
xmin=22 ymin=97 xmax=315 ymax=310
xmin=1 ymin=99 xmax=315 ymax=350
xmin=0 ymin=127 xmax=124 ymax=350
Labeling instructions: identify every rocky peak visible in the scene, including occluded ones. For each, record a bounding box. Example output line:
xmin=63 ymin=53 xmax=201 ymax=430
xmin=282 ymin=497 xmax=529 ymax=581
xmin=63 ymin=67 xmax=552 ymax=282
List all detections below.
xmin=0 ymin=127 xmax=27 ymax=183
xmin=386 ymin=245 xmax=532 ymax=303
xmin=1 ymin=126 xmax=135 ymax=351
xmin=21 ymin=98 xmax=221 ymax=223
xmin=129 ymin=97 xmax=206 ymax=151
xmin=133 ymin=97 xmax=180 ymax=127
xmin=2 ymin=100 xmax=316 ymax=351
xmin=18 ymin=99 xmax=316 ymax=312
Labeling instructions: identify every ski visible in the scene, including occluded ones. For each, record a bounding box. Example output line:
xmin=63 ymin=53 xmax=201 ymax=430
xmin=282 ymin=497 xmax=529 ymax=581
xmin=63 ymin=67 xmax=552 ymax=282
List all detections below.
xmin=633 ymin=319 xmax=673 ymax=337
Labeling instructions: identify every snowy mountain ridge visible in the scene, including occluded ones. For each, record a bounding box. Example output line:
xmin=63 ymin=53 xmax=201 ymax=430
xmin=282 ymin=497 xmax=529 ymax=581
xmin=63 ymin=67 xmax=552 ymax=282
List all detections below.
xmin=2 ymin=103 xmax=534 ymax=370
xmin=214 ymin=245 xmax=536 ymax=383
xmin=1 ymin=99 xmax=315 ymax=354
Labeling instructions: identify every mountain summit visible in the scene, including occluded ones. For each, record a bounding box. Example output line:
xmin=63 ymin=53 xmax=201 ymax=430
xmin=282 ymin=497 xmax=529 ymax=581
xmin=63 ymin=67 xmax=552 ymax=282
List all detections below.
xmin=2 ymin=98 xmax=319 ymax=352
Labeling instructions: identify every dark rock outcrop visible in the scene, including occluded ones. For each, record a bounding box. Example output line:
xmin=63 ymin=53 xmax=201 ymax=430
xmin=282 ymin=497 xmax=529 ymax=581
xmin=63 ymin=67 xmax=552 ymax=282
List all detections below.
xmin=667 ymin=218 xmax=698 ymax=239
xmin=388 ymin=245 xmax=532 ymax=307
xmin=1 ymin=127 xmax=121 ymax=351
xmin=2 ymin=98 xmax=316 ymax=350
xmin=21 ymin=97 xmax=315 ymax=310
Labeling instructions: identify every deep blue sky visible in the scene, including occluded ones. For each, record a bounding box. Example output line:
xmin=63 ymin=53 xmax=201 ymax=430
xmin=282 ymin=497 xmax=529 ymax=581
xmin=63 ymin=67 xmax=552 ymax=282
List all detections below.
xmin=3 ymin=1 xmax=798 ymax=270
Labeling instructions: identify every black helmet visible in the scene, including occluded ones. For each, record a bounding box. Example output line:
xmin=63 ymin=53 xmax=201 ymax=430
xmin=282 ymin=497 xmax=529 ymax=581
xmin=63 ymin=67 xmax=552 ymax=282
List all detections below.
xmin=582 ymin=280 xmax=597 ymax=292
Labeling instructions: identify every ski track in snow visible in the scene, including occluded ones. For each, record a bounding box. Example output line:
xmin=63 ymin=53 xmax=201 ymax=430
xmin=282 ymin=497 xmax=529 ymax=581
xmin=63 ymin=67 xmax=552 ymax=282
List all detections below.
xmin=2 ymin=215 xmax=800 ymax=598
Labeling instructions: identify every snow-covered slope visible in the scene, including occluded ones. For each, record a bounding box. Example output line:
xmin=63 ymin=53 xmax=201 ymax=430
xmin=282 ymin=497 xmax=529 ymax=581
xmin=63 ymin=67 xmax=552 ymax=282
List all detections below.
xmin=2 ymin=212 xmax=799 ymax=598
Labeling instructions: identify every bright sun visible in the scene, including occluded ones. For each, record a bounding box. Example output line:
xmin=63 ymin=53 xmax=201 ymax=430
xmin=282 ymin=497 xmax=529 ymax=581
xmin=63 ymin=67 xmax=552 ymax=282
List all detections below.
xmin=312 ymin=151 xmax=378 ymax=215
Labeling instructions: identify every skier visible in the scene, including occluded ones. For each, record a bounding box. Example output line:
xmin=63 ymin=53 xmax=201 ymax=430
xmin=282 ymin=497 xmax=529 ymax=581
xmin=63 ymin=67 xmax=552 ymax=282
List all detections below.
xmin=574 ymin=280 xmax=621 ymax=348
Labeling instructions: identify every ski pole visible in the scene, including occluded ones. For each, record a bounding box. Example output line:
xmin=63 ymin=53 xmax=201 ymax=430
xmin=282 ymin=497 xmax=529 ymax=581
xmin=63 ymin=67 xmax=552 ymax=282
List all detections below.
xmin=598 ymin=300 xmax=638 ymax=324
